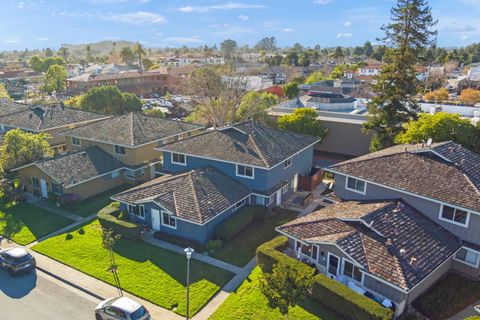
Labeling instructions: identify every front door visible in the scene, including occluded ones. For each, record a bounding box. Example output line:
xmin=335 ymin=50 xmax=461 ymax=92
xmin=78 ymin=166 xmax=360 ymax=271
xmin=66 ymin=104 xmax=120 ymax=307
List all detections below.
xmin=327 ymin=253 xmax=340 ymax=278
xmin=276 ymin=190 xmax=282 ymax=206
xmin=293 ymin=174 xmax=299 ymax=192
xmin=151 ymin=209 xmax=161 ymax=230
xmin=40 ymin=179 xmax=48 ymax=198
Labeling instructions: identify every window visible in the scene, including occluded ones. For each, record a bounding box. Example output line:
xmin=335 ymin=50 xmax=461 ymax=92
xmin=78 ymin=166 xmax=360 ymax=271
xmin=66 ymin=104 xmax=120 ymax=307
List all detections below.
xmin=171 ymin=153 xmax=186 ymax=165
xmin=455 ymin=248 xmax=480 ymax=268
xmin=111 ymin=170 xmax=120 ymax=178
xmin=233 ymin=198 xmax=246 ymax=210
xmin=32 ymin=177 xmax=40 ymax=187
xmin=114 ymin=145 xmax=126 ymax=155
xmin=284 ymin=157 xmax=292 ymax=169
xmin=162 ymin=211 xmax=176 ymax=229
xmin=440 ymin=205 xmax=469 ymax=226
xmin=236 ymin=164 xmax=254 ymax=179
xmin=138 ymin=205 xmax=145 ymax=218
xmin=71 ymin=137 xmax=81 ymax=146
xmin=127 ymin=204 xmax=137 ymax=215
xmin=282 ymin=184 xmax=289 ymax=194
xmin=343 ymin=260 xmax=363 ymax=282
xmin=51 ymin=183 xmax=63 ymax=195
xmin=345 ymin=177 xmax=366 ymax=194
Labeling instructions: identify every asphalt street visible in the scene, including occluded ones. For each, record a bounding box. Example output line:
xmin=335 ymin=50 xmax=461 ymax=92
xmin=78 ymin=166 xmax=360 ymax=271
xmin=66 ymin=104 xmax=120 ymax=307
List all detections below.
xmin=0 ymin=268 xmax=99 ymax=320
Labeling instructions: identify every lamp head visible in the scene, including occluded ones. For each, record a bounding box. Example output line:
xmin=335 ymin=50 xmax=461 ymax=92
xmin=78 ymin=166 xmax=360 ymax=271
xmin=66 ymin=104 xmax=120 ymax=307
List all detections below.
xmin=184 ymin=247 xmax=194 ymax=259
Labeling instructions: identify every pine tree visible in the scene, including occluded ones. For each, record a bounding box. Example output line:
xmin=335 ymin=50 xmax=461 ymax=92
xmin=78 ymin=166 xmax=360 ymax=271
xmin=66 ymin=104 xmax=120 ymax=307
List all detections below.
xmin=363 ymin=0 xmax=437 ymax=151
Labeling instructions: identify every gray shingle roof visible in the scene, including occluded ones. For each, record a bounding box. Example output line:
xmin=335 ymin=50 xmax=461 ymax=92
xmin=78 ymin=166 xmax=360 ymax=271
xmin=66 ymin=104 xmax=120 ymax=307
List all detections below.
xmin=278 ymin=200 xmax=462 ymax=290
xmin=61 ymin=112 xmax=203 ymax=147
xmin=113 ymin=167 xmax=250 ymax=224
xmin=0 ymin=103 xmax=108 ymax=131
xmin=26 ymin=146 xmax=124 ymax=188
xmin=329 ymin=142 xmax=480 ymax=213
xmin=0 ymin=99 xmax=30 ymax=117
xmin=159 ymin=120 xmax=320 ymax=168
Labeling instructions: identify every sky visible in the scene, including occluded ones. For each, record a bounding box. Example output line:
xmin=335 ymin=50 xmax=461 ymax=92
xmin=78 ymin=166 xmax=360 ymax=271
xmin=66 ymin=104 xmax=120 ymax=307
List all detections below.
xmin=0 ymin=0 xmax=479 ymax=50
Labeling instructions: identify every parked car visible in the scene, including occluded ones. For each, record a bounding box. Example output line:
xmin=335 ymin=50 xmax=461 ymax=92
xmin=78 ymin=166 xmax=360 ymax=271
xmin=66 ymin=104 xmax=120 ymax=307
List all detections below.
xmin=95 ymin=297 xmax=151 ymax=320
xmin=0 ymin=247 xmax=36 ymax=275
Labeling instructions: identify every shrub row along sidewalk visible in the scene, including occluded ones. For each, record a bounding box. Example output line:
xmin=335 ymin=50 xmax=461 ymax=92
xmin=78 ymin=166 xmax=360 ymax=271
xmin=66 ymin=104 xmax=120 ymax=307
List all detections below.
xmin=32 ymin=219 xmax=234 ymax=317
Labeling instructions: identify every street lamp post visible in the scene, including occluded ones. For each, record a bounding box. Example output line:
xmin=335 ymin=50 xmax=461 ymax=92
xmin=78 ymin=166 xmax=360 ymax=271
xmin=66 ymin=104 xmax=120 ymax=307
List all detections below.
xmin=184 ymin=247 xmax=195 ymax=320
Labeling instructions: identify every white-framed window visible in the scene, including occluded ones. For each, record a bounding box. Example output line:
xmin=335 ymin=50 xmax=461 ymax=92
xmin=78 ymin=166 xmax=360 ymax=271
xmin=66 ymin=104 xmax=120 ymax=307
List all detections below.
xmin=171 ymin=153 xmax=186 ymax=165
xmin=51 ymin=183 xmax=63 ymax=195
xmin=454 ymin=247 xmax=480 ymax=268
xmin=236 ymin=164 xmax=254 ymax=179
xmin=284 ymin=157 xmax=292 ymax=169
xmin=282 ymin=184 xmax=289 ymax=194
xmin=162 ymin=211 xmax=176 ymax=229
xmin=71 ymin=137 xmax=81 ymax=146
xmin=138 ymin=205 xmax=145 ymax=218
xmin=124 ymin=170 xmax=135 ymax=180
xmin=343 ymin=260 xmax=363 ymax=283
xmin=114 ymin=145 xmax=126 ymax=155
xmin=111 ymin=170 xmax=120 ymax=178
xmin=439 ymin=205 xmax=470 ymax=227
xmin=233 ymin=198 xmax=246 ymax=211
xmin=345 ymin=177 xmax=366 ymax=195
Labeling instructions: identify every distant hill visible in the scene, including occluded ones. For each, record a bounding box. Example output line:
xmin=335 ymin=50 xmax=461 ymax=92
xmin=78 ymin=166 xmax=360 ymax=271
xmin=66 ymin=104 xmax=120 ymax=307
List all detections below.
xmin=60 ymin=40 xmax=137 ymax=57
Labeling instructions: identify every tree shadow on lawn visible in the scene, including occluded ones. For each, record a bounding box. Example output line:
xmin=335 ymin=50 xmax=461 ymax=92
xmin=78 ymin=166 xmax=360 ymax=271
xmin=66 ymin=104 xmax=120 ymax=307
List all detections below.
xmin=0 ymin=208 xmax=24 ymax=241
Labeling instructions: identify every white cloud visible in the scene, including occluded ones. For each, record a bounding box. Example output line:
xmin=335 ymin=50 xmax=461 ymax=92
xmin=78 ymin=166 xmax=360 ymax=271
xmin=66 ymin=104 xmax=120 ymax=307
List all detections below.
xmin=17 ymin=0 xmax=44 ymax=9
xmin=36 ymin=37 xmax=49 ymax=41
xmin=461 ymin=35 xmax=469 ymax=40
xmin=336 ymin=32 xmax=352 ymax=38
xmin=314 ymin=0 xmax=332 ymax=4
xmin=4 ymin=37 xmax=21 ymax=43
xmin=344 ymin=21 xmax=352 ymax=27
xmin=104 ymin=11 xmax=166 ymax=25
xmin=153 ymin=32 xmax=163 ymax=39
xmin=159 ymin=37 xmax=204 ymax=44
xmin=178 ymin=2 xmax=265 ymax=13
xmin=282 ymin=28 xmax=294 ymax=33
xmin=238 ymin=15 xmax=249 ymax=21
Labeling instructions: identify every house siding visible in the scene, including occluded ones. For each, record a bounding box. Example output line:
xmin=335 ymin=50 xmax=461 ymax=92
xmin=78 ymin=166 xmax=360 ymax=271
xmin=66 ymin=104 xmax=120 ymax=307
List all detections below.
xmin=451 ymin=259 xmax=480 ymax=278
xmin=333 ymin=174 xmax=480 ymax=246
xmin=363 ymin=275 xmax=406 ymax=303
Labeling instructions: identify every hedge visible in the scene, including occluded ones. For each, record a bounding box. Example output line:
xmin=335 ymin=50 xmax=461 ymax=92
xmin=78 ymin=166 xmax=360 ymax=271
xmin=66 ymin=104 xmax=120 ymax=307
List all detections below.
xmin=215 ymin=205 xmax=265 ymax=241
xmin=256 ymin=236 xmax=393 ymax=320
xmin=97 ymin=202 xmax=141 ymax=240
xmin=153 ymin=231 xmax=202 ymax=251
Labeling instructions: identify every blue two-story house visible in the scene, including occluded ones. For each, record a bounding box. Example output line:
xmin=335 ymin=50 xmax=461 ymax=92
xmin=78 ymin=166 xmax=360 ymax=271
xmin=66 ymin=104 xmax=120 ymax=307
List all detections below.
xmin=112 ymin=120 xmax=320 ymax=244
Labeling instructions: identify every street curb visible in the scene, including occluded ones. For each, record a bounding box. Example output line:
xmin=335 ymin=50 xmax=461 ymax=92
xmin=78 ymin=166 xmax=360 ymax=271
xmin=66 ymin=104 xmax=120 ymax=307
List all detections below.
xmin=36 ymin=265 xmax=105 ymax=301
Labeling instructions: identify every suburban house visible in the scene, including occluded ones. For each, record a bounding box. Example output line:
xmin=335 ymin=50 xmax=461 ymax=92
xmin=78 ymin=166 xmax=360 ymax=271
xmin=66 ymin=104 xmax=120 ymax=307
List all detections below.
xmin=0 ymin=99 xmax=109 ymax=153
xmin=112 ymin=167 xmax=250 ymax=244
xmin=112 ymin=121 xmax=320 ymax=243
xmin=276 ymin=141 xmax=480 ymax=316
xmin=13 ymin=113 xmax=203 ymax=200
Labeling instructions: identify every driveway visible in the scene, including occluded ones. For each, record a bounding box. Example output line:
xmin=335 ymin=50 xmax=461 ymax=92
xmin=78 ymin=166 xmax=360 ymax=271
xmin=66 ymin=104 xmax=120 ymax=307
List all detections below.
xmin=0 ymin=268 xmax=99 ymax=320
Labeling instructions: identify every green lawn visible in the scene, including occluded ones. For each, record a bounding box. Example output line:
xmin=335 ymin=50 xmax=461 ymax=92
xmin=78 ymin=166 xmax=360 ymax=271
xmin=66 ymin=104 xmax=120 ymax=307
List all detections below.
xmin=0 ymin=202 xmax=74 ymax=245
xmin=209 ymin=266 xmax=341 ymax=320
xmin=32 ymin=220 xmax=233 ymax=317
xmin=70 ymin=185 xmax=130 ymax=217
xmin=211 ymin=209 xmax=298 ymax=267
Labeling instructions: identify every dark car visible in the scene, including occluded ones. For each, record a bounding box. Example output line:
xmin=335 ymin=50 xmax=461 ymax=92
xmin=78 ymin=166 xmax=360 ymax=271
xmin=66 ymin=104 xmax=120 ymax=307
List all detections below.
xmin=0 ymin=247 xmax=36 ymax=275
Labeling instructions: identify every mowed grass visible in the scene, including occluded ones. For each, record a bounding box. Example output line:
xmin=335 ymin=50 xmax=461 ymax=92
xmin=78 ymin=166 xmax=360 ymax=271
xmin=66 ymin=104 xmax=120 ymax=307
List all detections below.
xmin=0 ymin=202 xmax=74 ymax=245
xmin=209 ymin=266 xmax=341 ymax=320
xmin=211 ymin=209 xmax=298 ymax=267
xmin=32 ymin=220 xmax=233 ymax=316
xmin=70 ymin=185 xmax=130 ymax=217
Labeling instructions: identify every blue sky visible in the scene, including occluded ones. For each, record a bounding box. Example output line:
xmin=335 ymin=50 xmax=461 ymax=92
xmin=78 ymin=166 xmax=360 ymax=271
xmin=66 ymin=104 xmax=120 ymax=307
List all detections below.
xmin=1 ymin=0 xmax=479 ymax=50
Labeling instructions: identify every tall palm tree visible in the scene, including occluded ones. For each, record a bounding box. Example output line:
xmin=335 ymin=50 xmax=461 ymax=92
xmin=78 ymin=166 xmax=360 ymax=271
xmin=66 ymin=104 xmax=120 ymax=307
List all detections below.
xmin=133 ymin=42 xmax=146 ymax=69
xmin=58 ymin=47 xmax=69 ymax=63
xmin=119 ymin=47 xmax=134 ymax=64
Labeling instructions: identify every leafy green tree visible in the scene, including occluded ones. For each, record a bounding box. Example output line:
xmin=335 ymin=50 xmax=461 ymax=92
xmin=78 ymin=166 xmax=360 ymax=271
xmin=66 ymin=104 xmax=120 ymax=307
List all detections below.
xmin=236 ymin=91 xmax=277 ymax=124
xmin=133 ymin=42 xmax=146 ymax=68
xmin=79 ymin=86 xmax=142 ymax=115
xmin=363 ymin=41 xmax=373 ymax=57
xmin=57 ymin=47 xmax=70 ymax=63
xmin=283 ymin=51 xmax=299 ymax=66
xmin=395 ymin=112 xmax=480 ymax=153
xmin=329 ymin=64 xmax=358 ymax=79
xmin=142 ymin=58 xmax=154 ymax=70
xmin=29 ymin=56 xmax=65 ymax=73
xmin=363 ymin=0 xmax=437 ymax=151
xmin=0 ymin=83 xmax=10 ymax=100
xmin=101 ymin=228 xmax=122 ymax=296
xmin=353 ymin=46 xmax=365 ymax=56
xmin=220 ymin=39 xmax=237 ymax=60
xmin=283 ymin=82 xmax=299 ymax=99
xmin=144 ymin=108 xmax=165 ymax=118
xmin=44 ymin=47 xmax=54 ymax=57
xmin=0 ymin=129 xmax=53 ymax=172
xmin=277 ymin=108 xmax=328 ymax=139
xmin=29 ymin=55 xmax=44 ymax=72
xmin=333 ymin=46 xmax=344 ymax=59
xmin=120 ymin=47 xmax=134 ymax=64
xmin=254 ymin=36 xmax=277 ymax=52
xmin=259 ymin=262 xmax=314 ymax=319
xmin=43 ymin=65 xmax=68 ymax=94
xmin=86 ymin=44 xmax=92 ymax=62
xmin=305 ymin=71 xmax=325 ymax=84
xmin=459 ymin=88 xmax=480 ymax=104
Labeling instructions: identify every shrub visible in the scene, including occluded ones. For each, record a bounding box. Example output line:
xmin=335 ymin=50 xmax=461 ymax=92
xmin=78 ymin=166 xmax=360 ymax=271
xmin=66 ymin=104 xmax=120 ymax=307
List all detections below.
xmin=204 ymin=239 xmax=223 ymax=253
xmin=256 ymin=237 xmax=393 ymax=320
xmin=215 ymin=205 xmax=264 ymax=241
xmin=58 ymin=193 xmax=81 ymax=209
xmin=153 ymin=231 xmax=202 ymax=251
xmin=97 ymin=202 xmax=141 ymax=240
xmin=465 ymin=317 xmax=480 ymax=320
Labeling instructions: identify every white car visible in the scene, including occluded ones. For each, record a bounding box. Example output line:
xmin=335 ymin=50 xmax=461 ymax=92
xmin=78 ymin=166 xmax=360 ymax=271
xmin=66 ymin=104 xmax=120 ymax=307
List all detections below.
xmin=95 ymin=297 xmax=151 ymax=320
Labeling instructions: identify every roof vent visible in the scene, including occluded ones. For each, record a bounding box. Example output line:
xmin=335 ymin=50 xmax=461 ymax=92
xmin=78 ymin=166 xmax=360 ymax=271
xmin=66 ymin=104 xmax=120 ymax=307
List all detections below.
xmin=409 ymin=257 xmax=417 ymax=267
xmin=426 ymin=138 xmax=432 ymax=147
xmin=399 ymin=248 xmax=406 ymax=256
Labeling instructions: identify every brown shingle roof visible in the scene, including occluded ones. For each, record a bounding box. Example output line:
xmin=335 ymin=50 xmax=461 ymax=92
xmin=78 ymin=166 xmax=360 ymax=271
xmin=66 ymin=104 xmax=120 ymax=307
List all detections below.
xmin=61 ymin=112 xmax=203 ymax=147
xmin=278 ymin=200 xmax=461 ymax=290
xmin=159 ymin=120 xmax=320 ymax=168
xmin=329 ymin=142 xmax=480 ymax=213
xmin=112 ymin=167 xmax=250 ymax=224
